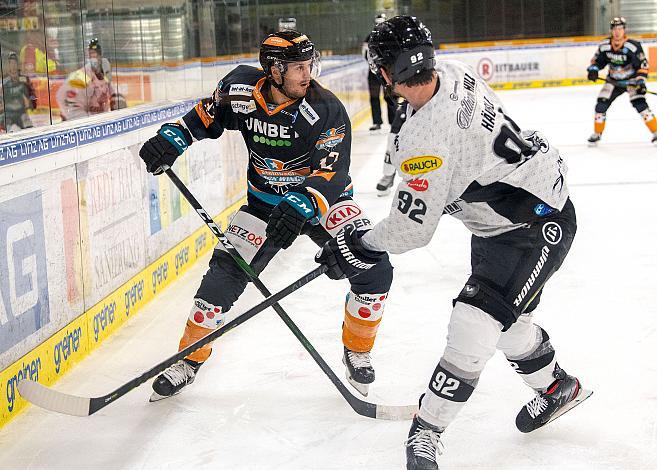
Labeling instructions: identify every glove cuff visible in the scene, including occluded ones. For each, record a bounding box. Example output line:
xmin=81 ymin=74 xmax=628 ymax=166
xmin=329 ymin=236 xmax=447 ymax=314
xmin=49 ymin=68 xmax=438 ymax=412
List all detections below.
xmin=158 ymin=123 xmax=192 ymax=156
xmin=282 ymin=191 xmax=319 ymax=224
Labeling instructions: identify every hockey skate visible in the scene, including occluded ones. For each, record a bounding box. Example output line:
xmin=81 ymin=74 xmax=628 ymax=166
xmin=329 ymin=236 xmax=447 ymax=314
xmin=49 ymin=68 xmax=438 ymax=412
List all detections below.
xmin=515 ymin=366 xmax=592 ymax=433
xmin=342 ymin=347 xmax=375 ymax=397
xmin=369 ymin=123 xmax=382 ymax=131
xmin=587 ymin=133 xmax=601 ymax=146
xmin=652 ymin=133 xmax=657 ymax=145
xmin=405 ymin=416 xmax=444 ymax=470
xmin=376 ymin=173 xmax=395 ymax=196
xmin=150 ymin=359 xmax=201 ymax=402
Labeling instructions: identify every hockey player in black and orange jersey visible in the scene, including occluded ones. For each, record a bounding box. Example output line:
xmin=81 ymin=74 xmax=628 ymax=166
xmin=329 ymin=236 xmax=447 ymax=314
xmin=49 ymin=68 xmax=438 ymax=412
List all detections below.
xmin=587 ymin=17 xmax=657 ymax=145
xmin=138 ymin=30 xmax=393 ymax=400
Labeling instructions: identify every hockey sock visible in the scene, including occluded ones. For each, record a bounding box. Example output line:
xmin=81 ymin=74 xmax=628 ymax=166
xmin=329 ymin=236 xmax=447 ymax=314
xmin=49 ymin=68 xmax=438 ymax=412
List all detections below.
xmin=178 ymin=299 xmax=225 ymax=363
xmin=342 ymin=291 xmax=387 ymax=352
xmin=594 ymin=112 xmax=606 ymax=135
xmin=640 ymin=109 xmax=657 ymax=133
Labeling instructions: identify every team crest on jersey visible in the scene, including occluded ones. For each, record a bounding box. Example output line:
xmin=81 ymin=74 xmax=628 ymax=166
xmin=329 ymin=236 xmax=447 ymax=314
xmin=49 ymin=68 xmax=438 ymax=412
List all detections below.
xmin=250 ymin=149 xmax=311 ymax=194
xmin=315 ymin=125 xmax=346 ymax=150
xmin=401 ymin=156 xmax=442 ymax=175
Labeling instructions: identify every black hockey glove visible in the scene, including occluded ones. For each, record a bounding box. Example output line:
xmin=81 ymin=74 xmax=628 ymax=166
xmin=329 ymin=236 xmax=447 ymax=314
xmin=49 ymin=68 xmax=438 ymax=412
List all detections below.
xmin=587 ymin=65 xmax=599 ymax=82
xmin=266 ymin=189 xmax=319 ymax=249
xmin=315 ymin=226 xmax=386 ymax=280
xmin=139 ymin=123 xmax=192 ymax=175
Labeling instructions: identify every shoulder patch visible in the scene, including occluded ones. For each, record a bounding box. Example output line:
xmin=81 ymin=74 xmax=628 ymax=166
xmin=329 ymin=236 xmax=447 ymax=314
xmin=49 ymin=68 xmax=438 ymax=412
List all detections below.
xmin=600 ymin=44 xmax=611 ymax=52
xmin=299 ymin=99 xmax=320 ymax=125
xmin=229 ymin=84 xmax=255 ymax=96
xmin=400 ymin=156 xmax=443 ymax=175
xmin=231 ymin=100 xmax=257 ymax=114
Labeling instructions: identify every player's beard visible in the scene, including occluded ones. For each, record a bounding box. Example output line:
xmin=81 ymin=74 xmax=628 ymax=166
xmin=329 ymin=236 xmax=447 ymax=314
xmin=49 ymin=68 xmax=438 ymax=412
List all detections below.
xmin=281 ymin=81 xmax=309 ymax=100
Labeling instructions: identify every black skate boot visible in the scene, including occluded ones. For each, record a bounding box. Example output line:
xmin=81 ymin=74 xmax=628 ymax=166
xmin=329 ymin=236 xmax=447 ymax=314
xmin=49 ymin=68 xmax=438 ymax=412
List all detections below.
xmin=405 ymin=415 xmax=444 ymax=470
xmin=587 ymin=133 xmax=601 ymax=145
xmin=150 ymin=359 xmax=202 ymax=402
xmin=652 ymin=133 xmax=657 ymax=145
xmin=369 ymin=123 xmax=382 ymax=131
xmin=376 ymin=173 xmax=395 ymax=196
xmin=516 ymin=365 xmax=592 ymax=433
xmin=342 ymin=347 xmax=375 ymax=396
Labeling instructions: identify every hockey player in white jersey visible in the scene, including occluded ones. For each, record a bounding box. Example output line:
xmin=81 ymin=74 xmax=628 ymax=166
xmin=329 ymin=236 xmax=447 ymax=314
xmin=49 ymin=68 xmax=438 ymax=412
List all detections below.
xmin=315 ymin=16 xmax=591 ymax=470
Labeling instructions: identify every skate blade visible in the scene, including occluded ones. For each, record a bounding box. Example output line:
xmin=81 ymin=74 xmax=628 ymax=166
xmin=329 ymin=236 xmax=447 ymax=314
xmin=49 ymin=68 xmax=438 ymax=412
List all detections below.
xmin=587 ymin=141 xmax=599 ymax=147
xmin=345 ymin=373 xmax=370 ymax=397
xmin=149 ymin=390 xmax=181 ymax=403
xmin=544 ymin=388 xmax=593 ymax=427
xmin=377 ymin=188 xmax=392 ymax=197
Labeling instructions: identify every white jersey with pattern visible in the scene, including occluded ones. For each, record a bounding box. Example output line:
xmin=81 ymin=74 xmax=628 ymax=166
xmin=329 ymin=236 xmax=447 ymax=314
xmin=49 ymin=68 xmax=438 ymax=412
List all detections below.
xmin=362 ymin=60 xmax=569 ymax=254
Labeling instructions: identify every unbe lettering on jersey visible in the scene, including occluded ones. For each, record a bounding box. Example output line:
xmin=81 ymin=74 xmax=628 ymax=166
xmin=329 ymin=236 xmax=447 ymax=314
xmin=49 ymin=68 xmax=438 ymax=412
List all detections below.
xmin=246 ymin=117 xmax=291 ymax=138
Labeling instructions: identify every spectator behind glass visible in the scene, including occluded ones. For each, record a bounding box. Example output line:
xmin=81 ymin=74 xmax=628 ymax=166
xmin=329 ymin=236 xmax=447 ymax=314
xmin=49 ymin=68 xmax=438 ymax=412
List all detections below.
xmin=0 ymin=52 xmax=37 ymax=133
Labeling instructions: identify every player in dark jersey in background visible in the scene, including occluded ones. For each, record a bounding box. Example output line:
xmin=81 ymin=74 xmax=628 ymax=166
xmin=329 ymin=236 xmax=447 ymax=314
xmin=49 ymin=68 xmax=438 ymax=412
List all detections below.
xmin=587 ymin=17 xmax=657 ymax=145
xmin=0 ymin=53 xmax=36 ymax=132
xmin=139 ymin=30 xmax=393 ymax=400
xmin=375 ymin=101 xmax=407 ymax=196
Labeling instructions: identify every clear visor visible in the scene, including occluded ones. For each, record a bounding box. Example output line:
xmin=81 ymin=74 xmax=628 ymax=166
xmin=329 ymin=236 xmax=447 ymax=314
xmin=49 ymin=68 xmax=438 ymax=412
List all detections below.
xmin=278 ymin=50 xmax=322 ymax=80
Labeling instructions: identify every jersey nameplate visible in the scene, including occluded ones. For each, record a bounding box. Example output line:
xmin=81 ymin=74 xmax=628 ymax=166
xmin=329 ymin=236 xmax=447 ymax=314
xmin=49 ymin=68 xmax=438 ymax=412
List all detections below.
xmin=401 ymin=156 xmax=443 ymax=175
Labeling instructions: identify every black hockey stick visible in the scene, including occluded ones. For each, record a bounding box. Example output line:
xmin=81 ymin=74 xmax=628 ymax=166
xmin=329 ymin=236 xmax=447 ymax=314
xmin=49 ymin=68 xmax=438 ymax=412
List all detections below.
xmin=17 ymin=266 xmax=326 ymax=416
xmin=162 ymin=168 xmax=415 ymax=420
xmin=597 ymin=76 xmax=657 ymax=95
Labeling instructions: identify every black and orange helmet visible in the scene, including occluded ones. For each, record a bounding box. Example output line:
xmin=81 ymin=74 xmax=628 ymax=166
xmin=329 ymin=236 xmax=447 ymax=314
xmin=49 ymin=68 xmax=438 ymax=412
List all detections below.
xmin=259 ymin=30 xmax=320 ymax=80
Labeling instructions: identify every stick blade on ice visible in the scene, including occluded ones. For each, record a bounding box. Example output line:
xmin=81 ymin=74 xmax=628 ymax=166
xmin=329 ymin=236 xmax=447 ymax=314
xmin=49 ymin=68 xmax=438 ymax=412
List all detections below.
xmin=18 ymin=379 xmax=91 ymax=417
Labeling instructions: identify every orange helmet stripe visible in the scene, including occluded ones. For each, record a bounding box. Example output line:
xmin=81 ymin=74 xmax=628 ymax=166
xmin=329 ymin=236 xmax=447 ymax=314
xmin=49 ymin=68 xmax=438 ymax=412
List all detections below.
xmin=263 ymin=36 xmax=294 ymax=47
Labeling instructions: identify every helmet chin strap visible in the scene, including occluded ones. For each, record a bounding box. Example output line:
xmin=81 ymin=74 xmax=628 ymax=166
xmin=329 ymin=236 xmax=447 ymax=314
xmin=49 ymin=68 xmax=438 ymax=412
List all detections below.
xmin=268 ymin=62 xmax=299 ymax=101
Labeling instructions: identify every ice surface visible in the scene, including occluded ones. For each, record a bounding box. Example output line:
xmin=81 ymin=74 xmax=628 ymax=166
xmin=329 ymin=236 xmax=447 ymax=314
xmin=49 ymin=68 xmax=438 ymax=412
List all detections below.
xmin=1 ymin=84 xmax=656 ymax=469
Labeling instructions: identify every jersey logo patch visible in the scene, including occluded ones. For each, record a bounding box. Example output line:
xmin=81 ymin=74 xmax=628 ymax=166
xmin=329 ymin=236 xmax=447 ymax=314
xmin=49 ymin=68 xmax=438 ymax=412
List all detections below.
xmin=315 ymin=125 xmax=345 ymax=150
xmin=325 ymin=203 xmax=362 ymax=230
xmin=250 ymin=149 xmax=311 ymax=194
xmin=229 ymin=84 xmax=255 ymax=96
xmin=400 ymin=156 xmax=442 ymax=175
xmin=299 ymin=99 xmax=319 ymax=125
xmin=231 ymin=100 xmax=257 ymax=114
xmin=407 ymin=178 xmax=428 ymax=192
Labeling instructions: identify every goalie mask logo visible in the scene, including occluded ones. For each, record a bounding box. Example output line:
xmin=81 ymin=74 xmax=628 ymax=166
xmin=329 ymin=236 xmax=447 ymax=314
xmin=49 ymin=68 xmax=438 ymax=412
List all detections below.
xmin=250 ymin=149 xmax=311 ymax=194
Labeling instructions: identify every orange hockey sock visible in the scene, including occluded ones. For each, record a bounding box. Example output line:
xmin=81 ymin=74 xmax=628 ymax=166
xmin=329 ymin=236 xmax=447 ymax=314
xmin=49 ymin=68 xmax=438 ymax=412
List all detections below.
xmin=342 ymin=291 xmax=387 ymax=352
xmin=640 ymin=109 xmax=657 ymax=133
xmin=179 ymin=320 xmax=214 ymax=363
xmin=594 ymin=113 xmax=606 ymax=134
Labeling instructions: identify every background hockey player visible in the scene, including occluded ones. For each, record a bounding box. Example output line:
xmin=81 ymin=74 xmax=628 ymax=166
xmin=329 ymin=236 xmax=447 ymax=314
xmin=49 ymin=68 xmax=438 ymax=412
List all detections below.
xmin=375 ymin=101 xmax=406 ymax=196
xmin=586 ymin=17 xmax=657 ymax=145
xmin=139 ymin=30 xmax=393 ymax=401
xmin=56 ymin=38 xmax=112 ymax=121
xmin=316 ymin=16 xmax=590 ymax=470
xmin=364 ymin=13 xmax=396 ymax=131
xmin=0 ymin=52 xmax=36 ymax=132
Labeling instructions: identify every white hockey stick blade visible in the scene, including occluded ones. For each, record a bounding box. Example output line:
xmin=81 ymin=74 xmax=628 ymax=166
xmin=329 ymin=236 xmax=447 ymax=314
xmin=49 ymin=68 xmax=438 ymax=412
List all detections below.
xmin=375 ymin=403 xmax=418 ymax=421
xmin=18 ymin=379 xmax=91 ymax=417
